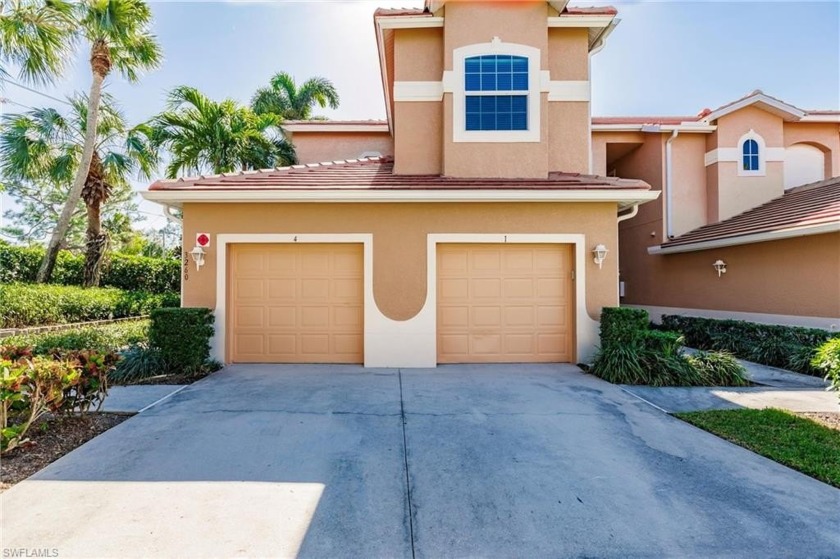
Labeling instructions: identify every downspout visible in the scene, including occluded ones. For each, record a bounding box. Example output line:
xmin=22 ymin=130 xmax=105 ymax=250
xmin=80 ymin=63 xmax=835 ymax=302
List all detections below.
xmin=664 ymin=129 xmax=679 ymax=239
xmin=617 ymin=203 xmax=639 ymax=223
xmin=163 ymin=204 xmax=182 ymax=226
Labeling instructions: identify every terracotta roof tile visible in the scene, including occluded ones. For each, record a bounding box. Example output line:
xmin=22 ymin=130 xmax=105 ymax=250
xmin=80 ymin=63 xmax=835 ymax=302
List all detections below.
xmin=662 ymin=176 xmax=840 ymax=248
xmin=592 ymin=116 xmax=701 ymax=125
xmin=563 ymin=5 xmax=618 ymax=15
xmin=374 ymin=7 xmax=428 ymax=17
xmin=284 ymin=119 xmax=388 ymax=126
xmin=149 ymin=156 xmax=650 ymax=192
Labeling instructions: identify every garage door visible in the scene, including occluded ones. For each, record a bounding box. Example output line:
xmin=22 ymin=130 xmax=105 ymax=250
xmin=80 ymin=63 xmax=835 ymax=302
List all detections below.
xmin=229 ymin=244 xmax=363 ymax=363
xmin=437 ymin=244 xmax=574 ymax=363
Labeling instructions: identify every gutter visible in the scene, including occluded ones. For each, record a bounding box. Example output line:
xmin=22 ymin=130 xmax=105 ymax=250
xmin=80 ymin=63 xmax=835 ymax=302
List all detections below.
xmin=647 ymin=221 xmax=840 ymax=255
xmin=664 ymin=128 xmax=679 ymax=240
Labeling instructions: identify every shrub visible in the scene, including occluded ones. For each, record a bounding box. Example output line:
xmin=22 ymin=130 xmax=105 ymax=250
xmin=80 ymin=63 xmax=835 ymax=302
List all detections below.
xmin=592 ymin=308 xmax=747 ymax=386
xmin=2 ymin=320 xmax=149 ymax=355
xmin=1 ymin=357 xmax=79 ymax=452
xmin=599 ymin=307 xmax=650 ymax=346
xmin=111 ymin=345 xmax=168 ymax=384
xmin=687 ymin=350 xmax=749 ymax=387
xmin=149 ymin=308 xmax=215 ymax=373
xmin=59 ymin=350 xmax=116 ymax=414
xmin=812 ymin=338 xmax=840 ymax=395
xmin=662 ymin=315 xmax=837 ymax=376
xmin=0 ymin=284 xmax=178 ymax=328
xmin=0 ymin=244 xmax=179 ymax=293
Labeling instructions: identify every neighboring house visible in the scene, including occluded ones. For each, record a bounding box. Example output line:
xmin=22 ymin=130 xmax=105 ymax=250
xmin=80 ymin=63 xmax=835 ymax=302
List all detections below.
xmin=591 ymin=91 xmax=840 ymax=329
xmin=142 ymin=1 xmax=660 ymax=367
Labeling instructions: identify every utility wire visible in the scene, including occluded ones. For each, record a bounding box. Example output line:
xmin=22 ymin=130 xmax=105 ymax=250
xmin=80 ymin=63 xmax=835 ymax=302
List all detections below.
xmin=2 ymin=78 xmax=71 ymax=106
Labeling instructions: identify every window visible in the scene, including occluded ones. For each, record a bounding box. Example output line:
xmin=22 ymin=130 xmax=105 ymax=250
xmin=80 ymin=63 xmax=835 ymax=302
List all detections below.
xmin=742 ymin=139 xmax=760 ymax=171
xmin=464 ymin=55 xmax=529 ymax=131
xmin=451 ymin=41 xmax=541 ymax=143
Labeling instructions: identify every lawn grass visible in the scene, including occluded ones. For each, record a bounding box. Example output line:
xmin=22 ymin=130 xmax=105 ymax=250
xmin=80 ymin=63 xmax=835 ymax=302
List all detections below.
xmin=676 ymin=408 xmax=840 ymax=489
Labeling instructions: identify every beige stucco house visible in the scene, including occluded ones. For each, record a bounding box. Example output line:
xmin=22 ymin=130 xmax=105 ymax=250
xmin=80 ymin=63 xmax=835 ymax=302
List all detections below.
xmin=592 ymin=91 xmax=840 ymax=330
xmin=143 ymin=1 xmax=661 ymax=367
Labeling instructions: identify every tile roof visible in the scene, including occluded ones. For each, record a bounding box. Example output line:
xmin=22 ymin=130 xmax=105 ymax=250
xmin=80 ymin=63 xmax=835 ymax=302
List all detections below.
xmin=149 ymin=156 xmax=651 ymax=192
xmin=563 ymin=6 xmax=618 ymax=15
xmin=374 ymin=7 xmax=428 ymax=17
xmin=661 ymin=176 xmax=840 ymax=248
xmin=284 ymin=120 xmax=388 ymax=126
xmin=592 ymin=116 xmax=701 ymax=125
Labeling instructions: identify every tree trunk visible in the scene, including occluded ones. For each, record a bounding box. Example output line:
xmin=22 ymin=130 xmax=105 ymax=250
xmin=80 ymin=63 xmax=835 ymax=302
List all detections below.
xmin=36 ymin=41 xmax=109 ymax=283
xmin=82 ymin=198 xmax=108 ymax=287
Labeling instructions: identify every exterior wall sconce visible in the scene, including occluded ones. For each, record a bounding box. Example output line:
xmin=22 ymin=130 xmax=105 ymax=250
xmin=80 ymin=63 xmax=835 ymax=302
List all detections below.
xmin=713 ymin=259 xmax=727 ymax=277
xmin=592 ymin=244 xmax=609 ymax=269
xmin=189 ymin=246 xmax=206 ymax=271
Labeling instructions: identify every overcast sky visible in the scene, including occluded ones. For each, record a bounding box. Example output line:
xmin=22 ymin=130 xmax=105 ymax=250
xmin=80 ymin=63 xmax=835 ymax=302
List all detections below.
xmin=2 ymin=0 xmax=838 ymax=231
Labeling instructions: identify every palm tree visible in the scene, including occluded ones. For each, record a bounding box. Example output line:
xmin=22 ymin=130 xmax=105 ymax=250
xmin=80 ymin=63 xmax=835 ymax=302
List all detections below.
xmin=151 ymin=85 xmax=296 ymax=178
xmin=0 ymin=0 xmax=75 ymax=86
xmin=37 ymin=0 xmax=162 ymax=283
xmin=0 ymin=93 xmax=157 ymax=285
xmin=250 ymin=71 xmax=339 ymax=120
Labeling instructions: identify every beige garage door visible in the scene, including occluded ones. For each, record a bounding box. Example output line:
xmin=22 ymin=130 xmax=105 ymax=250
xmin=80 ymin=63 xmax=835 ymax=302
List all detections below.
xmin=229 ymin=244 xmax=363 ymax=363
xmin=437 ymin=244 xmax=574 ymax=363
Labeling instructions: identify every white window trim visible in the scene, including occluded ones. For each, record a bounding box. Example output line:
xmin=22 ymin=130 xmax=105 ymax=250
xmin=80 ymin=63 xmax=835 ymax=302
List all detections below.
xmin=452 ymin=40 xmax=542 ymax=143
xmin=738 ymin=130 xmax=767 ymax=177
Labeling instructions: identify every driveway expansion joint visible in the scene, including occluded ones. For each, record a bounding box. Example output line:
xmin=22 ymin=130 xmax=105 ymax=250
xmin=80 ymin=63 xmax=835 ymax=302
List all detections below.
xmin=398 ymin=368 xmax=417 ymax=559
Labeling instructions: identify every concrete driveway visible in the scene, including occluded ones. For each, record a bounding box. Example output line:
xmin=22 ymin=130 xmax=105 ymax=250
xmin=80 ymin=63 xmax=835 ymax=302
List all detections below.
xmin=2 ymin=365 xmax=838 ymax=558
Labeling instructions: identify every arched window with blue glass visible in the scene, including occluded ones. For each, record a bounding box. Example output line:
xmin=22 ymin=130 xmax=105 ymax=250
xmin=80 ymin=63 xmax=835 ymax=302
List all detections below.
xmin=742 ymin=138 xmax=760 ymax=171
xmin=464 ymin=55 xmax=529 ymax=131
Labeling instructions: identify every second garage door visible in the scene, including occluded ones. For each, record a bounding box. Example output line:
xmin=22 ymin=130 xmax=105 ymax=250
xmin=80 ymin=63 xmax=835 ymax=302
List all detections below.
xmin=230 ymin=243 xmax=363 ymax=363
xmin=437 ymin=244 xmax=574 ymax=363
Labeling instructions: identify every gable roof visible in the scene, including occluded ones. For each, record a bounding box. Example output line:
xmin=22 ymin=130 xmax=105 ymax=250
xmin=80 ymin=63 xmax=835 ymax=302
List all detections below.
xmin=702 ymin=89 xmax=807 ymax=122
xmin=650 ymin=176 xmax=840 ymax=254
xmin=143 ymin=156 xmax=657 ymax=208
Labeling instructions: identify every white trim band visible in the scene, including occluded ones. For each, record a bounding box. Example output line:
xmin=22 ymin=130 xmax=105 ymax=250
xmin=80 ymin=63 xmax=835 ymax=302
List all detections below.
xmin=394 ymin=81 xmax=444 ymax=102
xmin=705 ymin=146 xmax=785 ymax=167
xmin=548 ymin=80 xmax=590 ymax=102
xmin=142 ymin=189 xmax=661 ymax=209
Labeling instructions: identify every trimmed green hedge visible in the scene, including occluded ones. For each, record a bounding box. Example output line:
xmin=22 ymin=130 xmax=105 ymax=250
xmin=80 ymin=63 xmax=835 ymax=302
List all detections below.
xmin=661 ymin=314 xmax=838 ymax=376
xmin=149 ymin=307 xmax=215 ymax=373
xmin=0 ymin=284 xmax=179 ymax=328
xmin=0 ymin=244 xmax=180 ymax=293
xmin=1 ymin=320 xmax=149 ymax=354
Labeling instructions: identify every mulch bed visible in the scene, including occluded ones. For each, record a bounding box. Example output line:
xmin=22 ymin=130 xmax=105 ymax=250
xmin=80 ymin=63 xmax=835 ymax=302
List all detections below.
xmin=1 ymin=413 xmax=129 ymax=492
xmin=797 ymin=412 xmax=840 ymax=431
xmin=122 ymin=370 xmax=213 ymax=386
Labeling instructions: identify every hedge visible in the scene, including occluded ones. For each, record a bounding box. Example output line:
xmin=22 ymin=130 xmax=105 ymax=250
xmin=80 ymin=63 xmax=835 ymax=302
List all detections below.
xmin=661 ymin=314 xmax=839 ymax=376
xmin=0 ymin=284 xmax=179 ymax=329
xmin=1 ymin=320 xmax=150 ymax=354
xmin=0 ymin=244 xmax=180 ymax=293
xmin=149 ymin=308 xmax=215 ymax=373
xmin=590 ymin=308 xmax=747 ymax=386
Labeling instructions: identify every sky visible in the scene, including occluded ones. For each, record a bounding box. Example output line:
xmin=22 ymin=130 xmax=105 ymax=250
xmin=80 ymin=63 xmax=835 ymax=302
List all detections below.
xmin=2 ymin=0 xmax=839 ymax=231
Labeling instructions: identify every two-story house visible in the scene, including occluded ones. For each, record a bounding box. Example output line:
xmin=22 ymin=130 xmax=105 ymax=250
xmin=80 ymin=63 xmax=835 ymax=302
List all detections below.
xmin=142 ymin=1 xmax=658 ymax=367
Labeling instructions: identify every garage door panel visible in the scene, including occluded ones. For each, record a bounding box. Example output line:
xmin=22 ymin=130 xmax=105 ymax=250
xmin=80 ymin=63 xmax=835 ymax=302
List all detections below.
xmin=504 ymin=306 xmax=535 ymax=327
xmin=472 ymin=306 xmax=501 ymax=327
xmin=235 ymin=307 xmax=264 ymax=328
xmin=268 ymin=278 xmax=296 ymax=299
xmin=472 ymin=278 xmax=501 ymax=298
xmin=437 ymin=244 xmax=573 ymax=364
xmin=230 ymin=244 xmax=363 ymax=363
xmin=440 ymin=278 xmax=469 ymax=299
xmin=333 ymin=278 xmax=363 ymax=299
xmin=268 ymin=307 xmax=296 ymax=328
